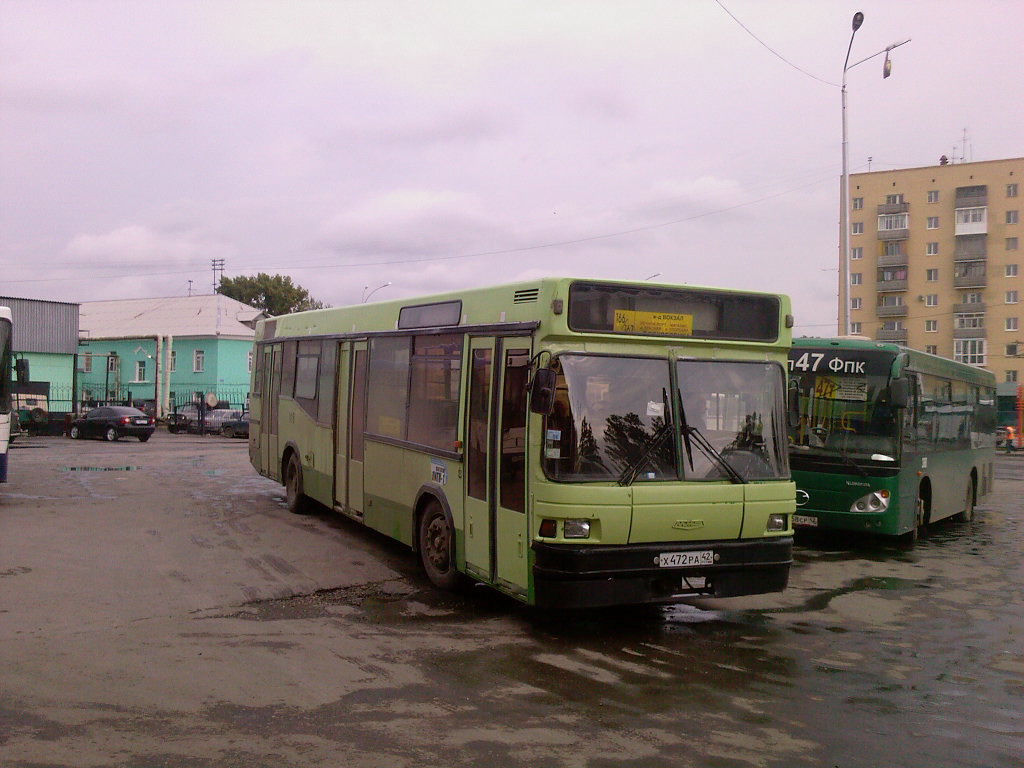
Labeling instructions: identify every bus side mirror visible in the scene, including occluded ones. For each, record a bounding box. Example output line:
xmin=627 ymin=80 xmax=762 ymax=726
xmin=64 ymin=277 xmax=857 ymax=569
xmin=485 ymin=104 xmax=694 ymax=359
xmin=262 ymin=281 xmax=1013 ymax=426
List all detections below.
xmin=529 ymin=368 xmax=557 ymax=415
xmin=889 ymin=378 xmax=910 ymax=408
xmin=15 ymin=358 xmax=29 ymax=384
xmin=787 ymin=385 xmax=801 ymax=428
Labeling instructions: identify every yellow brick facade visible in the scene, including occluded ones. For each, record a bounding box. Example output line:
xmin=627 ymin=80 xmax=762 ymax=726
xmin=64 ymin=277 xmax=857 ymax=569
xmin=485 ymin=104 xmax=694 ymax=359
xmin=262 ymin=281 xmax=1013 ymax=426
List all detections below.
xmin=843 ymin=157 xmax=1024 ymax=395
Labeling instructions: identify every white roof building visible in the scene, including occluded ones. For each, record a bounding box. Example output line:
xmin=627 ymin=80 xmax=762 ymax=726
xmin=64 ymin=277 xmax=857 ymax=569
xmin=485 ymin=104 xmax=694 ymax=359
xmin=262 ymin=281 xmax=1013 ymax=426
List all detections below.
xmin=79 ymin=294 xmax=264 ymax=341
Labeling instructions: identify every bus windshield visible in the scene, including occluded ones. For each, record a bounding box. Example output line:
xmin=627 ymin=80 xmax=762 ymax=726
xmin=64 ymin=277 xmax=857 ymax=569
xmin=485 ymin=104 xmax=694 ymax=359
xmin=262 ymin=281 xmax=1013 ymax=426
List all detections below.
xmin=543 ymin=355 xmax=788 ymax=482
xmin=788 ymin=351 xmax=899 ymax=461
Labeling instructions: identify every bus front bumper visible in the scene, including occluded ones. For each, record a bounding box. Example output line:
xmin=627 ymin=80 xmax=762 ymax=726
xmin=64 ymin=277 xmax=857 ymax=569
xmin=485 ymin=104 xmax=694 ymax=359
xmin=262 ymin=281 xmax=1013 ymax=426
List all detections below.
xmin=531 ymin=537 xmax=792 ymax=609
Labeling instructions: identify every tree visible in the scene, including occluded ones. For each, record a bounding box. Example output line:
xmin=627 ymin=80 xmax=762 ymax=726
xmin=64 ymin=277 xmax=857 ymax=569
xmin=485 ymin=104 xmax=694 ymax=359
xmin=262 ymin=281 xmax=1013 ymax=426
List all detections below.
xmin=218 ymin=273 xmax=328 ymax=316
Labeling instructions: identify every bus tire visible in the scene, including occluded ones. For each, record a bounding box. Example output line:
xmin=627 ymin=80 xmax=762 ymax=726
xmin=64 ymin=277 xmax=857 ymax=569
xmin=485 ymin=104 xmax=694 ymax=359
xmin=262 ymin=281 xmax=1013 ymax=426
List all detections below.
xmin=418 ymin=499 xmax=460 ymax=591
xmin=955 ymin=478 xmax=975 ymax=523
xmin=899 ymin=493 xmax=925 ymax=548
xmin=284 ymin=452 xmax=310 ymax=514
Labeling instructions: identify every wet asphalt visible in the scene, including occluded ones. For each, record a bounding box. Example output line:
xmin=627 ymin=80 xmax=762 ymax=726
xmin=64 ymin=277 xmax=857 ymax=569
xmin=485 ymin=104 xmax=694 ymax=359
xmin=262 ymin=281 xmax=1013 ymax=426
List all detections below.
xmin=1 ymin=431 xmax=1021 ymax=768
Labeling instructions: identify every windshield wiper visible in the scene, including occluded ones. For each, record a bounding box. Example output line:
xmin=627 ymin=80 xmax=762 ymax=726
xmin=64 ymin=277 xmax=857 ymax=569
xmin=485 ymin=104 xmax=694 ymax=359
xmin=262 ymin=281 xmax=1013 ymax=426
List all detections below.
xmin=678 ymin=389 xmax=747 ymax=484
xmin=617 ymin=389 xmax=674 ymax=487
xmin=835 ymin=451 xmax=871 ymax=479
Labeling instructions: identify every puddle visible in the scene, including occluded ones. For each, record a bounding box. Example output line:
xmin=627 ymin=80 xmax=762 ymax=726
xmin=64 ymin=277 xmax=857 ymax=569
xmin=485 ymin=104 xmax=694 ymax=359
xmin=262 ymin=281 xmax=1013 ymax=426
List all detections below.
xmin=60 ymin=465 xmax=142 ymax=472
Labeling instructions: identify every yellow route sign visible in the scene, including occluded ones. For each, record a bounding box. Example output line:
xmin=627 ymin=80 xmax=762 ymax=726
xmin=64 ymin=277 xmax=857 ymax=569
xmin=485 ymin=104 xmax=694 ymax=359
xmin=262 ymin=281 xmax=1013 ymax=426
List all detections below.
xmin=613 ymin=309 xmax=693 ymax=336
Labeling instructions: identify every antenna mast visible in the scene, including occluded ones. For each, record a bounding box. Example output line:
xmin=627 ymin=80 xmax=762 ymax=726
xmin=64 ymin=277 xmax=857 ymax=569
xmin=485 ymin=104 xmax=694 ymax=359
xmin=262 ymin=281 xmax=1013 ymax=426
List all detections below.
xmin=211 ymin=259 xmax=226 ymax=293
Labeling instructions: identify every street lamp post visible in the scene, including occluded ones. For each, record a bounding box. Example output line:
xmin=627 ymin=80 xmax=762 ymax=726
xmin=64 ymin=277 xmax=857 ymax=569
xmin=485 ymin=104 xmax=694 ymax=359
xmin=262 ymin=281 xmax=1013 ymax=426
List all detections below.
xmin=361 ymin=282 xmax=392 ymax=303
xmin=839 ymin=11 xmax=910 ymax=336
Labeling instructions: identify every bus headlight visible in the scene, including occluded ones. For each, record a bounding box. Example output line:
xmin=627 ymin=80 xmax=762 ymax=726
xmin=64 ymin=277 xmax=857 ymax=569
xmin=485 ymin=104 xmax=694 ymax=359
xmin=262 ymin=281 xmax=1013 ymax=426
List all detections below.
xmin=766 ymin=513 xmax=788 ymax=532
xmin=850 ymin=490 xmax=890 ymax=513
xmin=563 ymin=519 xmax=592 ymax=539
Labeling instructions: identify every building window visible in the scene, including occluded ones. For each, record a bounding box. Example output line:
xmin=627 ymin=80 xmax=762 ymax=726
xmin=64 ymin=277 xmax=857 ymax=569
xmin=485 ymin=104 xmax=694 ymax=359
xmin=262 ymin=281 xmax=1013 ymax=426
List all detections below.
xmin=954 ymin=339 xmax=986 ymax=366
xmin=1008 ymin=210 xmax=1019 ymax=224
xmin=194 ymin=349 xmax=205 ymax=373
xmin=852 ymin=222 xmax=864 ymax=235
xmin=248 ymin=350 xmax=253 ymax=373
xmin=851 ymin=273 xmax=863 ymax=285
xmin=1007 ymin=264 xmax=1019 ymax=277
xmin=926 ymin=242 xmax=939 ymax=255
xmin=851 ymin=322 xmax=862 ymax=334
xmin=878 ymin=295 xmax=904 ymax=308
xmin=878 ymin=267 xmax=907 ymax=282
xmin=885 ymin=194 xmax=904 ymax=205
xmin=107 ymin=354 xmax=119 ymax=372
xmin=853 ymin=197 xmax=864 ymax=210
xmin=883 ymin=241 xmax=903 ymax=257
xmin=1007 ymin=344 xmax=1019 ymax=357
xmin=926 ymin=268 xmax=939 ymax=282
xmin=925 ymin=294 xmax=939 ymax=307
xmin=169 ymin=350 xmax=176 ymax=373
xmin=1008 ymin=237 xmax=1019 ymax=251
xmin=925 ymin=345 xmax=938 ymax=355
xmin=1007 ymin=318 xmax=1019 ymax=331
xmin=927 ymin=190 xmax=939 ymax=203
xmin=1009 ymin=183 xmax=1019 ymax=198
xmin=927 ymin=216 xmax=939 ymax=229
xmin=955 ymin=313 xmax=985 ymax=330
xmin=962 ymin=292 xmax=983 ymax=304
xmin=134 ymin=360 xmax=146 ymax=382
xmin=878 ymin=213 xmax=908 ymax=231
xmin=1007 ymin=291 xmax=1019 ymax=304
xmin=851 ymin=298 xmax=862 ymax=310
xmin=851 ymin=246 xmax=863 ymax=260
xmin=926 ymin=320 xmax=938 ymax=332
xmin=81 ymin=352 xmax=93 ymax=373
xmin=1007 ymin=371 xmax=1019 ymax=383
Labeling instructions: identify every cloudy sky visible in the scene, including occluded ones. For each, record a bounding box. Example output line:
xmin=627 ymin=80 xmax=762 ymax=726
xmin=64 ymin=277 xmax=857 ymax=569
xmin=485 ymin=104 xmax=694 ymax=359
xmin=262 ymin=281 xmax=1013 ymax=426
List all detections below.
xmin=2 ymin=0 xmax=1021 ymax=334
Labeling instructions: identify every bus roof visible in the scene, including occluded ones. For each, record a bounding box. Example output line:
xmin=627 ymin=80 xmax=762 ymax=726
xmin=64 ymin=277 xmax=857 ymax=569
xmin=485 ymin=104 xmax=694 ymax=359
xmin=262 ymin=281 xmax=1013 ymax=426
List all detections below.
xmin=793 ymin=336 xmax=996 ymax=387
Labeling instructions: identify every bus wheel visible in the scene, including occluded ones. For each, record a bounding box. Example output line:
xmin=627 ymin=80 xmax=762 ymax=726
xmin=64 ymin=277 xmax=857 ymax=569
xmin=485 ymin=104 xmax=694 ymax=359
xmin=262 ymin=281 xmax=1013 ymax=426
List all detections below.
xmin=418 ymin=500 xmax=460 ymax=591
xmin=899 ymin=495 xmax=924 ymax=548
xmin=955 ymin=479 xmax=975 ymax=523
xmin=284 ymin=453 xmax=310 ymax=514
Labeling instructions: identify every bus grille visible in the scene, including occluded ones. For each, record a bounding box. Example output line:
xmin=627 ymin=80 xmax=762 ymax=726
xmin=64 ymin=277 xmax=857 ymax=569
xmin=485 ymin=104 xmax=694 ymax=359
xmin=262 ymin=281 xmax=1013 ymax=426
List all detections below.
xmin=513 ymin=288 xmax=540 ymax=304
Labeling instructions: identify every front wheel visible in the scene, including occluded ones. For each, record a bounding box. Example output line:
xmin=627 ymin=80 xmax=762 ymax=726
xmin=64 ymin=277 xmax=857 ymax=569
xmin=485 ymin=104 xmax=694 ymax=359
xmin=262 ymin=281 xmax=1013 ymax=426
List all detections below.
xmin=418 ymin=500 xmax=461 ymax=591
xmin=284 ymin=453 xmax=310 ymax=514
xmin=955 ymin=479 xmax=975 ymax=523
xmin=69 ymin=425 xmax=81 ymax=440
xmin=223 ymin=426 xmax=235 ymax=439
xmin=105 ymin=427 xmax=119 ymax=442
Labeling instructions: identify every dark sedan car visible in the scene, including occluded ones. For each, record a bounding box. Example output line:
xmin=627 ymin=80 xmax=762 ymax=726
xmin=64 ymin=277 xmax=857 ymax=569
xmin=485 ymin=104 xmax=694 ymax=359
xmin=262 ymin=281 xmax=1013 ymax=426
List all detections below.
xmin=221 ymin=411 xmax=249 ymax=439
xmin=69 ymin=406 xmax=156 ymax=442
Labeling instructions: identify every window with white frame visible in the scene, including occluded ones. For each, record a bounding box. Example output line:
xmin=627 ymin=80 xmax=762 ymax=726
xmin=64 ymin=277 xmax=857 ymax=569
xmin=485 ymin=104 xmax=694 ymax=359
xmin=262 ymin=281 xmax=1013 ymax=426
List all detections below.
xmin=955 ymin=313 xmax=985 ymax=329
xmin=851 ymin=322 xmax=862 ymax=334
xmin=852 ymin=222 xmax=864 ymax=235
xmin=925 ymin=320 xmax=938 ymax=332
xmin=81 ymin=352 xmax=93 ymax=373
xmin=1008 ymin=290 xmax=1019 ymax=304
xmin=926 ymin=242 xmax=939 ymax=255
xmin=852 ymin=197 xmax=864 ymax=210
xmin=885 ymin=194 xmax=904 ymax=205
xmin=878 ymin=295 xmax=904 ymax=307
xmin=851 ymin=298 xmax=862 ymax=310
xmin=1008 ymin=237 xmax=1019 ymax=251
xmin=881 ymin=320 xmax=905 ymax=331
xmin=925 ymin=345 xmax=938 ymax=355
xmin=927 ymin=190 xmax=939 ymax=203
xmin=883 ymin=241 xmax=903 ymax=257
xmin=1009 ymin=183 xmax=1019 ymax=198
xmin=169 ymin=350 xmax=176 ymax=373
xmin=926 ymin=268 xmax=939 ymax=281
xmin=851 ymin=273 xmax=863 ymax=285
xmin=1008 ymin=210 xmax=1019 ymax=224
xmin=1007 ymin=343 xmax=1019 ymax=357
xmin=1007 ymin=318 xmax=1019 ymax=331
xmin=134 ymin=360 xmax=146 ymax=382
xmin=1008 ymin=264 xmax=1019 ymax=277
xmin=925 ymin=294 xmax=938 ymax=306
xmin=954 ymin=338 xmax=986 ymax=366
xmin=956 ymin=208 xmax=986 ymax=225
xmin=851 ymin=246 xmax=863 ymax=260
xmin=194 ymin=349 xmax=205 ymax=373
xmin=927 ymin=216 xmax=939 ymax=229
xmin=1007 ymin=370 xmax=1019 ymax=383
xmin=107 ymin=353 xmax=119 ymax=372
xmin=877 ymin=213 xmax=908 ymax=231
xmin=962 ymin=292 xmax=984 ymax=304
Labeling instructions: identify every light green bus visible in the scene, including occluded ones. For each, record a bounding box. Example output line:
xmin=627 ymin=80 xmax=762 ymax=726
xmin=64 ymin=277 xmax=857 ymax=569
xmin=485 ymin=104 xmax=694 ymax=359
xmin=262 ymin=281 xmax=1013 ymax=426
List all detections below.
xmin=788 ymin=337 xmax=997 ymax=544
xmin=249 ymin=278 xmax=796 ymax=608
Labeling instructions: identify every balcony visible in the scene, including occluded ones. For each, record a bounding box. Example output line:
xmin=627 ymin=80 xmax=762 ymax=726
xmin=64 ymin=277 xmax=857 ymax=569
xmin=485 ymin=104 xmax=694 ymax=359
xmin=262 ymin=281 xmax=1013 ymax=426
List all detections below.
xmin=878 ymin=252 xmax=908 ymax=267
xmin=878 ymin=228 xmax=910 ymax=242
xmin=953 ymin=273 xmax=987 ymax=289
xmin=876 ymin=279 xmax=908 ymax=292
xmin=876 ymin=328 xmax=908 ymax=342
xmin=876 ymin=304 xmax=908 ymax=317
xmin=953 ymin=302 xmax=986 ymax=314
xmin=877 ymin=201 xmax=910 ymax=215
xmin=953 ymin=326 xmax=986 ymax=340
xmin=955 ymin=234 xmax=987 ymax=259
xmin=956 ymin=185 xmax=988 ymax=207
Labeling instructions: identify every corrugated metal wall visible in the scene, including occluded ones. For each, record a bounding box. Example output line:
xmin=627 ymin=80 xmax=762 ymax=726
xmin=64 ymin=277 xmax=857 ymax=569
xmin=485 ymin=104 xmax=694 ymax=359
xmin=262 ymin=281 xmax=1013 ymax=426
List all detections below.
xmin=0 ymin=296 xmax=80 ymax=354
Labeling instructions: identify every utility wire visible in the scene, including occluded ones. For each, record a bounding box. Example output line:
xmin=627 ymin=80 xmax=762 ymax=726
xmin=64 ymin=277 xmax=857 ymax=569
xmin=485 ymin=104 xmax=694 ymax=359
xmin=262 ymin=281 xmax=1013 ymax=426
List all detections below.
xmin=713 ymin=0 xmax=839 ymax=88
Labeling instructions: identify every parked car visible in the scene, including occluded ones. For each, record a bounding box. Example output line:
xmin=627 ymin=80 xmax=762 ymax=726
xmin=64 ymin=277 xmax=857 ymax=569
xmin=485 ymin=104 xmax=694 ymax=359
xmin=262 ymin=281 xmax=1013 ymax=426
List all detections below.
xmin=221 ymin=411 xmax=250 ymax=439
xmin=168 ymin=406 xmax=242 ymax=434
xmin=69 ymin=406 xmax=156 ymax=442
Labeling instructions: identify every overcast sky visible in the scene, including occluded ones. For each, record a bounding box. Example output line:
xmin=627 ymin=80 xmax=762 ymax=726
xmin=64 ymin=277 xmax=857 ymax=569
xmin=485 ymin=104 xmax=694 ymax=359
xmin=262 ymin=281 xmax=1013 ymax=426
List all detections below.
xmin=2 ymin=0 xmax=1021 ymax=334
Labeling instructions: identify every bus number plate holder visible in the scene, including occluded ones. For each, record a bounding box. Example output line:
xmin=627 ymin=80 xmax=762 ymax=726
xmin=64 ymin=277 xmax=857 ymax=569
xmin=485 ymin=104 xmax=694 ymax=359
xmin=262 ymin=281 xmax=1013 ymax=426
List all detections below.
xmin=793 ymin=515 xmax=818 ymax=527
xmin=659 ymin=550 xmax=713 ymax=568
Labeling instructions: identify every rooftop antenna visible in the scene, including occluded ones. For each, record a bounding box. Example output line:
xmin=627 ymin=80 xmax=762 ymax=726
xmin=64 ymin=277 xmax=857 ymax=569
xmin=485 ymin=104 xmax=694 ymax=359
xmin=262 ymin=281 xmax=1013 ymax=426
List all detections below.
xmin=211 ymin=258 xmax=226 ymax=293
xmin=187 ymin=280 xmax=193 ymax=296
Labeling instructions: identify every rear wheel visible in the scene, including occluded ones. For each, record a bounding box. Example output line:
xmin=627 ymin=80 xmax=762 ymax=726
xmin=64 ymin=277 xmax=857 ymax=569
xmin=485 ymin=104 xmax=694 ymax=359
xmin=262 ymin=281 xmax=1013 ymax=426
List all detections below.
xmin=223 ymin=426 xmax=235 ymax=439
xmin=955 ymin=478 xmax=975 ymax=523
xmin=105 ymin=427 xmax=118 ymax=442
xmin=284 ymin=453 xmax=310 ymax=514
xmin=138 ymin=434 xmax=151 ymax=443
xmin=69 ymin=425 xmax=81 ymax=440
xmin=418 ymin=500 xmax=461 ymax=590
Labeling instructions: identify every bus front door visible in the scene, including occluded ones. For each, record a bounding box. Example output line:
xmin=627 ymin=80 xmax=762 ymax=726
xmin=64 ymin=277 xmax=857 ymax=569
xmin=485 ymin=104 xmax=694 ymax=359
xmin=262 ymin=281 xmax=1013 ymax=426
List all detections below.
xmin=345 ymin=341 xmax=368 ymax=518
xmin=258 ymin=344 xmax=281 ymax=478
xmin=463 ymin=337 xmax=531 ymax=596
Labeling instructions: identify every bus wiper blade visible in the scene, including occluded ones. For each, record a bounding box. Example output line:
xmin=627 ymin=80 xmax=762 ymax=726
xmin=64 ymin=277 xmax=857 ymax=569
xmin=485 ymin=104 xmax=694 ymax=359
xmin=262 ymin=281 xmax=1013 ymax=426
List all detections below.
xmin=678 ymin=389 xmax=746 ymax=484
xmin=836 ymin=451 xmax=870 ymax=479
xmin=617 ymin=421 xmax=674 ymax=487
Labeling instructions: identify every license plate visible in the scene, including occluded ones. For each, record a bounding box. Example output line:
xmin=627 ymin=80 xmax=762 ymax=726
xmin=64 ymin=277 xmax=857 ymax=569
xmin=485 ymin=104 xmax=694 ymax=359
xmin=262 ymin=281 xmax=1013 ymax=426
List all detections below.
xmin=134 ymin=419 xmax=148 ymax=424
xmin=793 ymin=514 xmax=819 ymax=527
xmin=659 ymin=550 xmax=713 ymax=568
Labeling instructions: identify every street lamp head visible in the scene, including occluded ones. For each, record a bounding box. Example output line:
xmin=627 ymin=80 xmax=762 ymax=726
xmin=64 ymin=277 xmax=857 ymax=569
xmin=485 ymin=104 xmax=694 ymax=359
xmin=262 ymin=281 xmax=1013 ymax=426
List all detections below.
xmin=852 ymin=11 xmax=864 ymax=31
